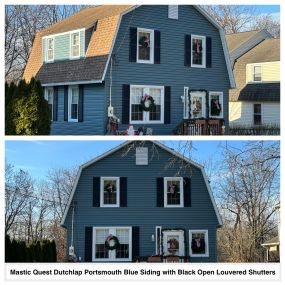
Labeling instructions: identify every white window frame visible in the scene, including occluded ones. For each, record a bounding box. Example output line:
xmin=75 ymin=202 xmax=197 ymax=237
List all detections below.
xmin=68 ymin=85 xmax=79 ymax=122
xmin=191 ymin=35 xmax=206 ymax=68
xmin=253 ymin=65 xmax=262 ymax=82
xmin=70 ymin=31 xmax=80 ymax=59
xmin=209 ymin=91 xmax=223 ymax=119
xmin=168 ymin=5 xmax=179 ymax=19
xmin=163 ymin=230 xmax=185 ymax=256
xmin=100 ymin=177 xmax=120 ymax=207
xmin=137 ymin=28 xmax=154 ymax=64
xmin=164 ymin=177 xmax=184 ymax=208
xmin=46 ymin=37 xmax=54 ymax=62
xmin=44 ymin=87 xmax=54 ymax=121
xmin=155 ymin=226 xmax=162 ymax=255
xmin=130 ymin=85 xmax=164 ymax=124
xmin=253 ymin=103 xmax=263 ymax=125
xmin=190 ymin=91 xmax=206 ymax=118
xmin=189 ymin=229 xmax=209 ymax=257
xmin=136 ymin=147 xmax=148 ymax=165
xmin=92 ymin=226 xmax=132 ymax=262
xmin=183 ymin=87 xmax=190 ymax=119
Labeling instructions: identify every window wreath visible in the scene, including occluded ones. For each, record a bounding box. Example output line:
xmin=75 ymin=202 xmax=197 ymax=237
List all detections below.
xmin=167 ymin=238 xmax=179 ymax=253
xmin=139 ymin=35 xmax=150 ymax=48
xmin=211 ymin=98 xmax=221 ymax=116
xmin=105 ymin=234 xmax=120 ymax=250
xmin=168 ymin=184 xmax=178 ymax=194
xmin=104 ymin=182 xmax=116 ymax=193
xmin=140 ymin=95 xmax=155 ymax=112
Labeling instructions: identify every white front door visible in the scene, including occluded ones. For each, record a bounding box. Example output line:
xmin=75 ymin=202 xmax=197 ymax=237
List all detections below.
xmin=163 ymin=230 xmax=185 ymax=256
xmin=190 ymin=91 xmax=206 ymax=118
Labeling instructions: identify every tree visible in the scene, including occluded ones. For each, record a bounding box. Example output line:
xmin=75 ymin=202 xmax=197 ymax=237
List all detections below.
xmin=251 ymin=14 xmax=280 ymax=38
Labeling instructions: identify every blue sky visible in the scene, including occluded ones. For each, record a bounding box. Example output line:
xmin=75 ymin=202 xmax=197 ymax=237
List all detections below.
xmin=251 ymin=5 xmax=280 ymax=14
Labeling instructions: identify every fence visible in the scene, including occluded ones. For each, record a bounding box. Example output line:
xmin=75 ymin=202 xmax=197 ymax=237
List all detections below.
xmin=229 ymin=125 xmax=280 ymax=136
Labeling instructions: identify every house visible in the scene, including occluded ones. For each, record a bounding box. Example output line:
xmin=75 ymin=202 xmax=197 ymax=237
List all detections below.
xmin=226 ymin=30 xmax=280 ymax=131
xmin=23 ymin=5 xmax=235 ymax=135
xmin=60 ymin=141 xmax=222 ymax=262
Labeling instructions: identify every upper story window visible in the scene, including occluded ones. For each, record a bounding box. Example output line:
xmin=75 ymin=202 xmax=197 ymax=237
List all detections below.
xmin=137 ymin=28 xmax=154 ymax=64
xmin=164 ymin=177 xmax=183 ymax=207
xmin=100 ymin=177 xmax=120 ymax=207
xmin=189 ymin=230 xmax=209 ymax=257
xmin=191 ymin=35 xmax=206 ymax=68
xmin=44 ymin=87 xmax=53 ymax=121
xmin=168 ymin=5 xmax=178 ymax=19
xmin=71 ymin=32 xmax=80 ymax=58
xmin=136 ymin=147 xmax=148 ymax=165
xmin=46 ymin=38 xmax=54 ymax=62
xmin=68 ymin=86 xmax=79 ymax=122
xmin=130 ymin=85 xmax=164 ymax=124
xmin=253 ymin=65 xmax=262 ymax=82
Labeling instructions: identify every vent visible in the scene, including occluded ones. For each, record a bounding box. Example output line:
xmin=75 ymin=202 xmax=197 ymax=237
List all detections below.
xmin=136 ymin=147 xmax=148 ymax=165
xmin=168 ymin=5 xmax=178 ymax=20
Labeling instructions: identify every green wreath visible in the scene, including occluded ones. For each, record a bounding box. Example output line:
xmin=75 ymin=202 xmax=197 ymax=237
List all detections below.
xmin=139 ymin=35 xmax=150 ymax=48
xmin=105 ymin=235 xmax=120 ymax=250
xmin=104 ymin=182 xmax=116 ymax=193
xmin=140 ymin=95 xmax=155 ymax=112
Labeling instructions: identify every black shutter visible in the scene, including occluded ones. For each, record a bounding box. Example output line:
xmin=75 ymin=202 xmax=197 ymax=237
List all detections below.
xmin=120 ymin=177 xmax=127 ymax=207
xmin=85 ymin=227 xmax=92 ymax=262
xmin=164 ymin=86 xmax=171 ymax=124
xmin=64 ymin=86 xmax=68 ymax=121
xmin=93 ymin=177 xmax=100 ymax=207
xmin=53 ymin=86 xmax=58 ymax=121
xmin=157 ymin=177 xmax=164 ymax=207
xmin=183 ymin=177 xmax=191 ymax=207
xmin=154 ymin=30 xmax=161 ymax=64
xmin=122 ymin=84 xmax=130 ymax=124
xmin=129 ymin=27 xmax=137 ymax=62
xmin=132 ymin=226 xmax=140 ymax=261
xmin=78 ymin=85 xmax=84 ymax=122
xmin=206 ymin=37 xmax=212 ymax=68
xmin=184 ymin=35 xmax=191 ymax=66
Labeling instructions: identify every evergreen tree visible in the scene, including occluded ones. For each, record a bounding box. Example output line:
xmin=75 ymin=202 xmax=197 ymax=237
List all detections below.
xmin=51 ymin=240 xmax=57 ymax=262
xmin=5 ymin=235 xmax=11 ymax=262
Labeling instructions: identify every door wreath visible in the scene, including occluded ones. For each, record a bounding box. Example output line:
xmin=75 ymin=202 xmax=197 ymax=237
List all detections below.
xmin=140 ymin=95 xmax=155 ymax=112
xmin=105 ymin=234 xmax=120 ymax=250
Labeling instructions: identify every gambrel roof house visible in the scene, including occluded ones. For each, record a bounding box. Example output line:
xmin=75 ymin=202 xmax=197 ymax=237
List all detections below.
xmin=23 ymin=5 xmax=234 ymax=135
xmin=61 ymin=141 xmax=222 ymax=262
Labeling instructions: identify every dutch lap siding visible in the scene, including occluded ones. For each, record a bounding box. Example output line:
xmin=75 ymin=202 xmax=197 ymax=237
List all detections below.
xmin=63 ymin=142 xmax=220 ymax=262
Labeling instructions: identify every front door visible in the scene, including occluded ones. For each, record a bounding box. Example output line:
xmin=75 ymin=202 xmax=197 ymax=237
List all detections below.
xmin=163 ymin=230 xmax=185 ymax=256
xmin=190 ymin=91 xmax=206 ymax=118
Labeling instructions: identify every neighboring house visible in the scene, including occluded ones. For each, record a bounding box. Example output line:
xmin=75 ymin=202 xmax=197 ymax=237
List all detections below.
xmin=226 ymin=30 xmax=280 ymax=129
xmin=23 ymin=5 xmax=234 ymax=135
xmin=60 ymin=141 xmax=222 ymax=262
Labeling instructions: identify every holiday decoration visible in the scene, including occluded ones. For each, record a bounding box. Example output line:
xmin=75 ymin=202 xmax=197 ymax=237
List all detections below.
xmin=191 ymin=238 xmax=205 ymax=253
xmin=139 ymin=34 xmax=150 ymax=48
xmin=140 ymin=94 xmax=155 ymax=112
xmin=104 ymin=182 xmax=116 ymax=193
xmin=192 ymin=97 xmax=202 ymax=116
xmin=168 ymin=184 xmax=178 ymax=194
xmin=167 ymin=238 xmax=179 ymax=253
xmin=210 ymin=98 xmax=221 ymax=116
xmin=105 ymin=234 xmax=120 ymax=250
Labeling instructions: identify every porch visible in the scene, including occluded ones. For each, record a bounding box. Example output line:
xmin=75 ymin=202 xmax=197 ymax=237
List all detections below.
xmin=135 ymin=255 xmax=190 ymax=263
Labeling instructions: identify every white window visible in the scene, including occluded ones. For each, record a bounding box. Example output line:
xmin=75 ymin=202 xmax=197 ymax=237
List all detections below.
xmin=168 ymin=5 xmax=178 ymax=19
xmin=70 ymin=32 xmax=80 ymax=59
xmin=46 ymin=37 xmax=54 ymax=62
xmin=209 ymin=92 xmax=223 ymax=118
xmin=190 ymin=91 xmax=206 ymax=118
xmin=100 ymin=177 xmax=120 ymax=207
xmin=164 ymin=177 xmax=183 ymax=207
xmin=137 ymin=28 xmax=154 ymax=64
xmin=92 ymin=227 xmax=132 ymax=261
xmin=136 ymin=147 xmax=148 ymax=165
xmin=163 ymin=230 xmax=185 ymax=256
xmin=253 ymin=65 xmax=262 ymax=82
xmin=191 ymin=35 xmax=206 ymax=68
xmin=44 ymin=87 xmax=54 ymax=121
xmin=68 ymin=86 xmax=79 ymax=122
xmin=189 ymin=230 xmax=209 ymax=257
xmin=130 ymin=85 xmax=164 ymax=124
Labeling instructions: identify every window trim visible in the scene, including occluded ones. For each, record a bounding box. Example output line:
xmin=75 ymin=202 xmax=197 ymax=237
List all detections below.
xmin=44 ymin=87 xmax=54 ymax=121
xmin=191 ymin=35 xmax=206 ymax=68
xmin=92 ymin=226 xmax=132 ymax=262
xmin=209 ymin=91 xmax=223 ymax=119
xmin=68 ymin=85 xmax=79 ymax=122
xmin=70 ymin=31 xmax=80 ymax=59
xmin=137 ymin=28 xmax=154 ymax=64
xmin=100 ymin=177 xmax=120 ymax=207
xmin=253 ymin=103 xmax=263 ymax=125
xmin=164 ymin=177 xmax=184 ymax=208
xmin=129 ymin=85 xmax=164 ymax=124
xmin=45 ymin=36 xmax=54 ymax=62
xmin=253 ymin=65 xmax=262 ymax=82
xmin=189 ymin=229 xmax=209 ymax=257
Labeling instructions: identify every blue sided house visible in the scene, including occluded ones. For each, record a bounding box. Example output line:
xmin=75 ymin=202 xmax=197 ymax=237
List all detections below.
xmin=60 ymin=141 xmax=222 ymax=262
xmin=23 ymin=5 xmax=235 ymax=135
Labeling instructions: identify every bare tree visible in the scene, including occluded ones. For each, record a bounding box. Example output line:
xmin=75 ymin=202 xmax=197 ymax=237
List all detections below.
xmin=251 ymin=14 xmax=280 ymax=38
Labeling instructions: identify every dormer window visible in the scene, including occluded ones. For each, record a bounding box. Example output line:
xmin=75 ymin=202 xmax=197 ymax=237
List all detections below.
xmin=71 ymin=32 xmax=80 ymax=58
xmin=46 ymin=38 xmax=54 ymax=62
xmin=137 ymin=28 xmax=154 ymax=64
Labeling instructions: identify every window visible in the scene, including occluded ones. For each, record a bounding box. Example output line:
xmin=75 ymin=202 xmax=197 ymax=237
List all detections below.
xmin=93 ymin=227 xmax=132 ymax=261
xmin=209 ymin=92 xmax=223 ymax=118
xmin=44 ymin=87 xmax=53 ymax=121
xmin=130 ymin=85 xmax=164 ymax=124
xmin=46 ymin=38 xmax=54 ymax=62
xmin=168 ymin=5 xmax=178 ymax=19
xmin=253 ymin=66 xmax=262 ymax=82
xmin=71 ymin=32 xmax=80 ymax=58
xmin=68 ymin=86 xmax=79 ymax=122
xmin=189 ymin=230 xmax=209 ymax=257
xmin=100 ymin=177 xmax=120 ymax=207
xmin=190 ymin=91 xmax=206 ymax=118
xmin=191 ymin=35 xmax=206 ymax=68
xmin=136 ymin=147 xmax=148 ymax=165
xmin=137 ymin=28 xmax=154 ymax=63
xmin=164 ymin=177 xmax=183 ymax=207
xmin=253 ymin=104 xmax=262 ymax=125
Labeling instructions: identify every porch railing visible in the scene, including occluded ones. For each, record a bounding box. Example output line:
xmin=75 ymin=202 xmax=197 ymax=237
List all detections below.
xmin=135 ymin=256 xmax=190 ymax=263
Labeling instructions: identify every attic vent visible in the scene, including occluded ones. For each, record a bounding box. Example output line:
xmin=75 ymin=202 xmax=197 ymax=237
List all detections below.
xmin=136 ymin=147 xmax=148 ymax=165
xmin=168 ymin=5 xmax=178 ymax=19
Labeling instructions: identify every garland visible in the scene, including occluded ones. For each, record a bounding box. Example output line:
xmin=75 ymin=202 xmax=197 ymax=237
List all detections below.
xmin=105 ymin=234 xmax=120 ymax=250
xmin=140 ymin=95 xmax=155 ymax=112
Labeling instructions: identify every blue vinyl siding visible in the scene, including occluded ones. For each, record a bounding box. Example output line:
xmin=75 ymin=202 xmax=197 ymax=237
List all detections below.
xmin=64 ymin=141 xmax=219 ymax=262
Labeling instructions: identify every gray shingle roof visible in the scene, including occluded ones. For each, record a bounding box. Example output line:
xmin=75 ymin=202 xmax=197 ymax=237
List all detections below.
xmin=262 ymin=236 xmax=279 ymax=246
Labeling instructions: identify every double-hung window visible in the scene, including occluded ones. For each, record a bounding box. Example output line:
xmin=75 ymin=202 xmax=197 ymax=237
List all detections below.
xmin=137 ymin=28 xmax=154 ymax=63
xmin=253 ymin=65 xmax=262 ymax=82
xmin=100 ymin=177 xmax=120 ymax=207
xmin=130 ymin=85 xmax=164 ymax=124
xmin=68 ymin=86 xmax=79 ymax=122
xmin=209 ymin=92 xmax=223 ymax=118
xmin=164 ymin=177 xmax=183 ymax=207
xmin=191 ymin=35 xmax=206 ymax=68
xmin=44 ymin=87 xmax=54 ymax=121
xmin=71 ymin=32 xmax=80 ymax=59
xmin=253 ymin=104 xmax=262 ymax=125
xmin=189 ymin=230 xmax=209 ymax=257
xmin=46 ymin=38 xmax=54 ymax=62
